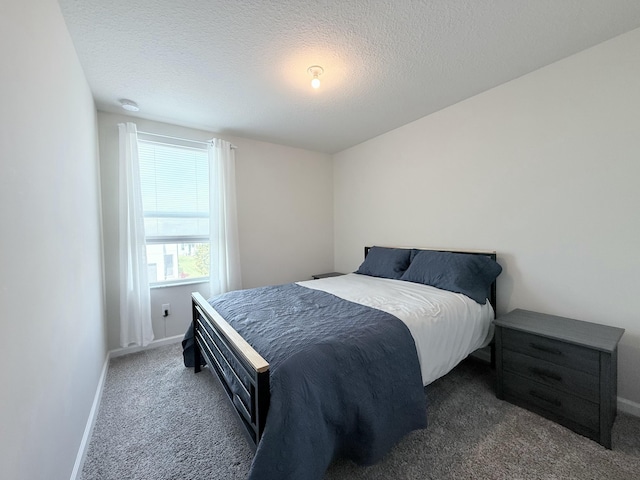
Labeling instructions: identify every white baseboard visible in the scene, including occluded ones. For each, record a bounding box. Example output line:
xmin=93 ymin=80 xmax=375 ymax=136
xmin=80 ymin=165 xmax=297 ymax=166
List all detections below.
xmin=70 ymin=335 xmax=184 ymax=479
xmin=69 ymin=354 xmax=110 ymax=480
xmin=618 ymin=396 xmax=640 ymax=418
xmin=109 ymin=334 xmax=183 ymax=358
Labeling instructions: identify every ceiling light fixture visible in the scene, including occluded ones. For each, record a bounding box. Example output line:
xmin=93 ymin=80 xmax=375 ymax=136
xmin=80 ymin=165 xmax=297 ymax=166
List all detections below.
xmin=307 ymin=65 xmax=324 ymax=89
xmin=119 ymin=99 xmax=140 ymax=112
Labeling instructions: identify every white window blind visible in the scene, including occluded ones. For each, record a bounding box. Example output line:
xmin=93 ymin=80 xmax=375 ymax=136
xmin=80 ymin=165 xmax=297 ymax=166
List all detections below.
xmin=137 ymin=138 xmax=210 ymax=285
xmin=138 ymin=140 xmax=209 ymax=241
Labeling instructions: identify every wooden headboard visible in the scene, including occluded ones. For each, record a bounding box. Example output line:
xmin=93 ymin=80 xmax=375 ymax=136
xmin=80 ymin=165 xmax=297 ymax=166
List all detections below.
xmin=363 ymin=246 xmax=498 ymax=316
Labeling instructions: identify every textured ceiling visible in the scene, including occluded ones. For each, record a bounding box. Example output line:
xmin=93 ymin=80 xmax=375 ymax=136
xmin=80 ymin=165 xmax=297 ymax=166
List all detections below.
xmin=58 ymin=0 xmax=640 ymax=154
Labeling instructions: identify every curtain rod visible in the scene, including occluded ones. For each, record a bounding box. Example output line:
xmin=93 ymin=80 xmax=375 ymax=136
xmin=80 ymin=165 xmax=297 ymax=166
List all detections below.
xmin=137 ymin=130 xmax=237 ymax=149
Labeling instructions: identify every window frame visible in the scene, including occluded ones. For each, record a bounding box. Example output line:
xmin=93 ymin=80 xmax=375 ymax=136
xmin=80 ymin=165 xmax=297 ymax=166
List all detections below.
xmin=137 ymin=135 xmax=211 ymax=287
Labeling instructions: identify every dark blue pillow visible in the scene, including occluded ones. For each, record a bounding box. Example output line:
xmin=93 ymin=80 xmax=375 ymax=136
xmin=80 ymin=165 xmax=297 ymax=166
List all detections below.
xmin=356 ymin=246 xmax=411 ymax=280
xmin=400 ymin=250 xmax=502 ymax=304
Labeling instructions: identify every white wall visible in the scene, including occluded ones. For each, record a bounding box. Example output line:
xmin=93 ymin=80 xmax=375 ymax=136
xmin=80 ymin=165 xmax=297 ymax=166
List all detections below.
xmin=0 ymin=1 xmax=107 ymax=479
xmin=334 ymin=28 xmax=640 ymax=407
xmin=98 ymin=112 xmax=334 ymax=349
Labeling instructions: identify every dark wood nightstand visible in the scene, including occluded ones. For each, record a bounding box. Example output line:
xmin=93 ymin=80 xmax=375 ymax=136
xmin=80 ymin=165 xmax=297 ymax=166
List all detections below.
xmin=311 ymin=272 xmax=345 ymax=280
xmin=494 ymin=309 xmax=624 ymax=449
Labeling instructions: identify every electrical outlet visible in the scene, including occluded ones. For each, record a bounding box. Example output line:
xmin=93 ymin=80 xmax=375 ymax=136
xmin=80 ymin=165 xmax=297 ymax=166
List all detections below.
xmin=162 ymin=303 xmax=171 ymax=317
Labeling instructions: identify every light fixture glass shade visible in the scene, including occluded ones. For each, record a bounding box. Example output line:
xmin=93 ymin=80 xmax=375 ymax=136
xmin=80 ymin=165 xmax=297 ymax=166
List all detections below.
xmin=307 ymin=65 xmax=324 ymax=89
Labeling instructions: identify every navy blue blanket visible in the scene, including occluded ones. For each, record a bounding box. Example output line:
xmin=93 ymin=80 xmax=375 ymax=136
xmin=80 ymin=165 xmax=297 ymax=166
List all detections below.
xmin=208 ymin=283 xmax=427 ymax=480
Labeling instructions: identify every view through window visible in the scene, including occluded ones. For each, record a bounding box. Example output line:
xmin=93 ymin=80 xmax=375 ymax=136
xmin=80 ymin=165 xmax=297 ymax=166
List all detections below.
xmin=138 ymin=138 xmax=209 ymax=285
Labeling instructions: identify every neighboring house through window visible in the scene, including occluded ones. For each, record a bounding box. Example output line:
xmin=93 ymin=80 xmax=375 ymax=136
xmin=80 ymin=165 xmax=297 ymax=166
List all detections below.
xmin=137 ymin=136 xmax=210 ymax=285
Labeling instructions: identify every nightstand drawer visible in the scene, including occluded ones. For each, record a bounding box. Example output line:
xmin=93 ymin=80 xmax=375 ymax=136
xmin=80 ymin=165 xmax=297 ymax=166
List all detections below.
xmin=503 ymin=350 xmax=599 ymax=402
xmin=502 ymin=329 xmax=599 ymax=375
xmin=502 ymin=371 xmax=600 ymax=431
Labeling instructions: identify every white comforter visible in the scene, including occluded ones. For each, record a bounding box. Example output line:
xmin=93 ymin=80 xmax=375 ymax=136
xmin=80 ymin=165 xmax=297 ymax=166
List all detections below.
xmin=298 ymin=273 xmax=494 ymax=386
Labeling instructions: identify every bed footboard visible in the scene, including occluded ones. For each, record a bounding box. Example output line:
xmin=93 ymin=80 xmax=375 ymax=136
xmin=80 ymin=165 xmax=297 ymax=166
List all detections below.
xmin=191 ymin=292 xmax=270 ymax=447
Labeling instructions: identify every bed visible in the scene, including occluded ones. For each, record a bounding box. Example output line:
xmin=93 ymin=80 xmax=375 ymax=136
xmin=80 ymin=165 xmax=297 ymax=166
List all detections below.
xmin=190 ymin=246 xmax=501 ymax=480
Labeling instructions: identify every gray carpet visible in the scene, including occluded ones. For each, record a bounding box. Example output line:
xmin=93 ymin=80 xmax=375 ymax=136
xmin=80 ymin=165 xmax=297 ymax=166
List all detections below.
xmin=81 ymin=344 xmax=640 ymax=479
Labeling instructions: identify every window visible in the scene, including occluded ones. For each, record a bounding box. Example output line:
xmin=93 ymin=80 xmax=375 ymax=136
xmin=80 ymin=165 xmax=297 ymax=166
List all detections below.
xmin=137 ymin=137 xmax=209 ymax=285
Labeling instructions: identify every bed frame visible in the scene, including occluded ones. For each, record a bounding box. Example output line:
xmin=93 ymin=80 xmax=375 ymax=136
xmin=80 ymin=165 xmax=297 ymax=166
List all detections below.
xmin=192 ymin=247 xmax=498 ymax=448
xmin=192 ymin=295 xmax=269 ymax=447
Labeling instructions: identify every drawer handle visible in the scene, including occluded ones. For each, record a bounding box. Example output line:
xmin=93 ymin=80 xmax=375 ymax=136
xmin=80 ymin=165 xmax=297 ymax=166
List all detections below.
xmin=531 ymin=367 xmax=562 ymax=382
xmin=530 ymin=342 xmax=563 ymax=356
xmin=529 ymin=390 xmax=562 ymax=407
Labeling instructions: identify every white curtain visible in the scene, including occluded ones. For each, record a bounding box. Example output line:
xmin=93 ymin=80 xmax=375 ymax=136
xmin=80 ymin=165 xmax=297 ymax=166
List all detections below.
xmin=118 ymin=122 xmax=154 ymax=347
xmin=208 ymin=138 xmax=242 ymax=296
